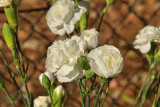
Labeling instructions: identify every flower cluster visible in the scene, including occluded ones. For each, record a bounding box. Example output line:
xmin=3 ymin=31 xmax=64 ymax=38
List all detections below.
xmin=133 ymin=26 xmax=160 ymax=53
xmin=42 ymin=0 xmax=124 ymax=83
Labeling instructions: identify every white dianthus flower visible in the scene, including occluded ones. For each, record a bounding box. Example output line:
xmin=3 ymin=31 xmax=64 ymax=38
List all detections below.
xmin=87 ymin=45 xmax=123 ymax=78
xmin=80 ymin=28 xmax=99 ymax=50
xmin=45 ymin=36 xmax=86 ymax=82
xmin=46 ymin=0 xmax=84 ymax=36
xmin=34 ymin=96 xmax=51 ymax=107
xmin=133 ymin=26 xmax=160 ymax=53
xmin=0 ymin=0 xmax=12 ymax=7
xmin=39 ymin=72 xmax=55 ymax=85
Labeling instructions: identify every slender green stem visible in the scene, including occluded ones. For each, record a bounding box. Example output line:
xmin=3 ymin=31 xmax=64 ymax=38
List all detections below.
xmin=48 ymin=89 xmax=54 ymax=107
xmin=13 ymin=78 xmax=28 ymax=107
xmin=94 ymin=83 xmax=105 ymax=107
xmin=101 ymin=82 xmax=109 ymax=107
xmin=23 ymin=82 xmax=30 ymax=106
xmin=78 ymin=80 xmax=85 ymax=107
xmin=152 ymin=75 xmax=160 ymax=107
xmin=0 ymin=50 xmax=28 ymax=106
xmin=87 ymin=95 xmax=90 ymax=107
xmin=97 ymin=13 xmax=105 ymax=32
xmin=134 ymin=58 xmax=159 ymax=106
xmin=3 ymin=87 xmax=16 ymax=107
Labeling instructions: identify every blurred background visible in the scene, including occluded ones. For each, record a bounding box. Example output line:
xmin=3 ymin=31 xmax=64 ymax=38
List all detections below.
xmin=0 ymin=0 xmax=160 ymax=106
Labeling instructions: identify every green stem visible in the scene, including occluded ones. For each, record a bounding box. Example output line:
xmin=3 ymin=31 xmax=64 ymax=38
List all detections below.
xmin=13 ymin=78 xmax=28 ymax=107
xmin=3 ymin=87 xmax=16 ymax=107
xmin=101 ymin=82 xmax=109 ymax=107
xmin=152 ymin=74 xmax=160 ymax=107
xmin=0 ymin=50 xmax=28 ymax=106
xmin=94 ymin=83 xmax=105 ymax=107
xmin=23 ymin=82 xmax=30 ymax=106
xmin=97 ymin=4 xmax=108 ymax=32
xmin=78 ymin=80 xmax=85 ymax=107
xmin=87 ymin=95 xmax=90 ymax=107
xmin=48 ymin=89 xmax=54 ymax=107
xmin=134 ymin=59 xmax=159 ymax=106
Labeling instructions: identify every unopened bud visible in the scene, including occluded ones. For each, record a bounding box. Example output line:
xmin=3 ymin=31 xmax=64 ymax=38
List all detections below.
xmin=85 ymin=68 xmax=95 ymax=78
xmin=2 ymin=23 xmax=16 ymax=53
xmin=42 ymin=74 xmax=51 ymax=89
xmin=77 ymin=56 xmax=90 ymax=70
xmin=4 ymin=3 xmax=18 ymax=30
xmin=52 ymin=85 xmax=65 ymax=107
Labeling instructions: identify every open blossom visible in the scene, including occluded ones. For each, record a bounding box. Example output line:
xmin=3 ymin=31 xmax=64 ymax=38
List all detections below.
xmin=45 ymin=36 xmax=86 ymax=82
xmin=133 ymin=26 xmax=160 ymax=53
xmin=39 ymin=72 xmax=55 ymax=85
xmin=0 ymin=0 xmax=12 ymax=7
xmin=80 ymin=28 xmax=99 ymax=50
xmin=34 ymin=96 xmax=51 ymax=107
xmin=87 ymin=45 xmax=123 ymax=78
xmin=46 ymin=0 xmax=84 ymax=36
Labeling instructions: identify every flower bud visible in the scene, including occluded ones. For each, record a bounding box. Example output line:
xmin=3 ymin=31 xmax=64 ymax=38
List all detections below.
xmin=80 ymin=28 xmax=99 ymax=50
xmin=42 ymin=74 xmax=51 ymax=89
xmin=39 ymin=72 xmax=55 ymax=85
xmin=34 ymin=96 xmax=51 ymax=107
xmin=4 ymin=3 xmax=18 ymax=30
xmin=106 ymin=0 xmax=114 ymax=5
xmin=78 ymin=1 xmax=89 ymax=31
xmin=0 ymin=74 xmax=5 ymax=89
xmin=2 ymin=23 xmax=16 ymax=53
xmin=78 ymin=10 xmax=89 ymax=31
xmin=85 ymin=68 xmax=95 ymax=78
xmin=77 ymin=56 xmax=90 ymax=70
xmin=52 ymin=85 xmax=65 ymax=107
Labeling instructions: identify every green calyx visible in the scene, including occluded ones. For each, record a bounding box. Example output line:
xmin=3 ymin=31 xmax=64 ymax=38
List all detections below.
xmin=85 ymin=68 xmax=95 ymax=79
xmin=77 ymin=56 xmax=90 ymax=70
xmin=42 ymin=74 xmax=51 ymax=89
xmin=4 ymin=3 xmax=18 ymax=31
xmin=2 ymin=23 xmax=16 ymax=53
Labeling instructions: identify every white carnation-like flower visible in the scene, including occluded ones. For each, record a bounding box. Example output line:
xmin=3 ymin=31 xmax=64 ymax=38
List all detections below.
xmin=39 ymin=72 xmax=55 ymax=85
xmin=80 ymin=28 xmax=99 ymax=50
xmin=46 ymin=0 xmax=84 ymax=36
xmin=133 ymin=26 xmax=160 ymax=53
xmin=34 ymin=96 xmax=51 ymax=107
xmin=87 ymin=45 xmax=123 ymax=78
xmin=45 ymin=36 xmax=86 ymax=82
xmin=0 ymin=0 xmax=12 ymax=7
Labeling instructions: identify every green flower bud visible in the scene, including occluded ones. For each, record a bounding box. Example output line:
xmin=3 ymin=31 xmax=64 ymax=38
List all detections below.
xmin=42 ymin=74 xmax=51 ymax=89
xmin=0 ymin=74 xmax=5 ymax=89
xmin=85 ymin=68 xmax=95 ymax=78
xmin=78 ymin=10 xmax=89 ymax=31
xmin=52 ymin=0 xmax=57 ymax=5
xmin=77 ymin=56 xmax=90 ymax=70
xmin=52 ymin=85 xmax=65 ymax=107
xmin=4 ymin=3 xmax=18 ymax=31
xmin=106 ymin=0 xmax=114 ymax=5
xmin=2 ymin=23 xmax=16 ymax=53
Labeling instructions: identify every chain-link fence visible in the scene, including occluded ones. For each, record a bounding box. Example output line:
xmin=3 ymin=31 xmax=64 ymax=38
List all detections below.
xmin=0 ymin=0 xmax=160 ymax=106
